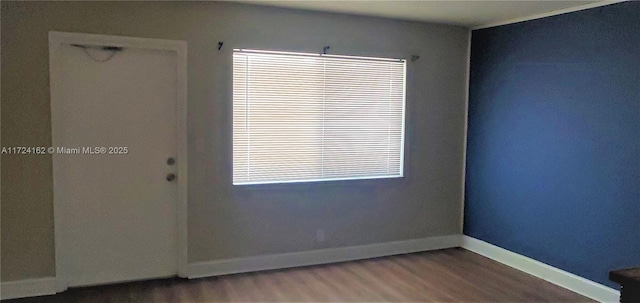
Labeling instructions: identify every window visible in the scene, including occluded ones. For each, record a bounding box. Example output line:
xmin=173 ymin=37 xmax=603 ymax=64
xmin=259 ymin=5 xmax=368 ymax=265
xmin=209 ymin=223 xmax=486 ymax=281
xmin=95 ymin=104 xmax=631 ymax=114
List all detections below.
xmin=233 ymin=49 xmax=406 ymax=185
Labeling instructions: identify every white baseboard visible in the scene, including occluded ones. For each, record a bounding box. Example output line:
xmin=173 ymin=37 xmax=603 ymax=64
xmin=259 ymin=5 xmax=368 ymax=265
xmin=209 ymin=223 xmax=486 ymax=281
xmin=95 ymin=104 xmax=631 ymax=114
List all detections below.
xmin=461 ymin=236 xmax=620 ymax=303
xmin=1 ymin=277 xmax=58 ymax=300
xmin=187 ymin=234 xmax=462 ymax=278
xmin=5 ymin=236 xmax=614 ymax=302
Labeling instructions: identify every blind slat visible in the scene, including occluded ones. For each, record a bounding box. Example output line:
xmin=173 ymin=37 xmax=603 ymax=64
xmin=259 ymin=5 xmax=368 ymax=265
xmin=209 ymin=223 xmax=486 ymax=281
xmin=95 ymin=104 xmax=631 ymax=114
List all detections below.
xmin=233 ymin=49 xmax=406 ymax=185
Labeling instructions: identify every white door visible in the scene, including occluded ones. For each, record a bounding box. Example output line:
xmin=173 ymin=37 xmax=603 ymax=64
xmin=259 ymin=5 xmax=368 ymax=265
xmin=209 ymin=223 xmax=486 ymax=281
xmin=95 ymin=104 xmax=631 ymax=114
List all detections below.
xmin=52 ymin=37 xmax=180 ymax=287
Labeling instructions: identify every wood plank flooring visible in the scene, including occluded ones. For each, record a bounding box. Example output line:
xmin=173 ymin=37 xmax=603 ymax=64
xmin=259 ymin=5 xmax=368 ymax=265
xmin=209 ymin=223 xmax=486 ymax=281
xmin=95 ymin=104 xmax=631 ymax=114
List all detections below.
xmin=5 ymin=248 xmax=594 ymax=302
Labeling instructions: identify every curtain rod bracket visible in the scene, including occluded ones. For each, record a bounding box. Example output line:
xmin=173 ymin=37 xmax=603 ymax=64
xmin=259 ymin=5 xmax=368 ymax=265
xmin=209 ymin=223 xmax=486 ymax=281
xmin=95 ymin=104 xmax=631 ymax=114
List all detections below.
xmin=218 ymin=41 xmax=224 ymax=51
xmin=411 ymin=55 xmax=420 ymax=62
xmin=322 ymin=46 xmax=330 ymax=55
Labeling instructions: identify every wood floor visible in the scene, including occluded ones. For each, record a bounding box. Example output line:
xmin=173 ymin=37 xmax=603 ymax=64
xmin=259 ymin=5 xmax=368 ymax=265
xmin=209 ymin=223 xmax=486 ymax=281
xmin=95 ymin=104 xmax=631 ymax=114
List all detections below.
xmin=6 ymin=248 xmax=593 ymax=303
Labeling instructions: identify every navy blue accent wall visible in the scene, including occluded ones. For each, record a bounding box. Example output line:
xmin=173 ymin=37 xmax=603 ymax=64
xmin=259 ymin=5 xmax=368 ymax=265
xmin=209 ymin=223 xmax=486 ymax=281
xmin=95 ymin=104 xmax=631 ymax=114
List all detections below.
xmin=465 ymin=2 xmax=640 ymax=288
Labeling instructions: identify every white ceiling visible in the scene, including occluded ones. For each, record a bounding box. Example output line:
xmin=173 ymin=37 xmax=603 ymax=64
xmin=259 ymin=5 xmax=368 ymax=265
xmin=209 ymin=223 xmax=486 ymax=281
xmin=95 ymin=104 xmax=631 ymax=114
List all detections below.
xmin=229 ymin=0 xmax=607 ymax=28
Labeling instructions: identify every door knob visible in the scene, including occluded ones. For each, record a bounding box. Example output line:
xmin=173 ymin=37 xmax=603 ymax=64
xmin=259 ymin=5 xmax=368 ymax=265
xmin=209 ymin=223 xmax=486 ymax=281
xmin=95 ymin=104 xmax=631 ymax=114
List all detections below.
xmin=166 ymin=173 xmax=176 ymax=181
xmin=167 ymin=157 xmax=175 ymax=165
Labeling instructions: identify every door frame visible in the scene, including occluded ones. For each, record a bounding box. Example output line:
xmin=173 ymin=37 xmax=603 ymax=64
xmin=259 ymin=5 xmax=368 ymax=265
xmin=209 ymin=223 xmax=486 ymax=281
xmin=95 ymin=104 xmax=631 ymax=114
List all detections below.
xmin=48 ymin=31 xmax=188 ymax=291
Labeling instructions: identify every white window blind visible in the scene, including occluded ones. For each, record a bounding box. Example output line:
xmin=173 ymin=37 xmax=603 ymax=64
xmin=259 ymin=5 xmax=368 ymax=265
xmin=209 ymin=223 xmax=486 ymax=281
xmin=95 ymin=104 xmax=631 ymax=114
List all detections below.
xmin=233 ymin=49 xmax=406 ymax=185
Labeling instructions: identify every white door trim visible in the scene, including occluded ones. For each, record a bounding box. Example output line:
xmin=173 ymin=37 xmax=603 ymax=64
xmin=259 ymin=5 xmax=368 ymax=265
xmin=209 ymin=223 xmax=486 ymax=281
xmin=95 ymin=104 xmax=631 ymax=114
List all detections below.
xmin=48 ymin=31 xmax=188 ymax=292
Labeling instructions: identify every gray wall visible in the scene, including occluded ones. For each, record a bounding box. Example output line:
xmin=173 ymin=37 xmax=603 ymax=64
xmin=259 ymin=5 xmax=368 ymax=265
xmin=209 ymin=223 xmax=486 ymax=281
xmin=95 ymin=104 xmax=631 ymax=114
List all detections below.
xmin=1 ymin=1 xmax=469 ymax=281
